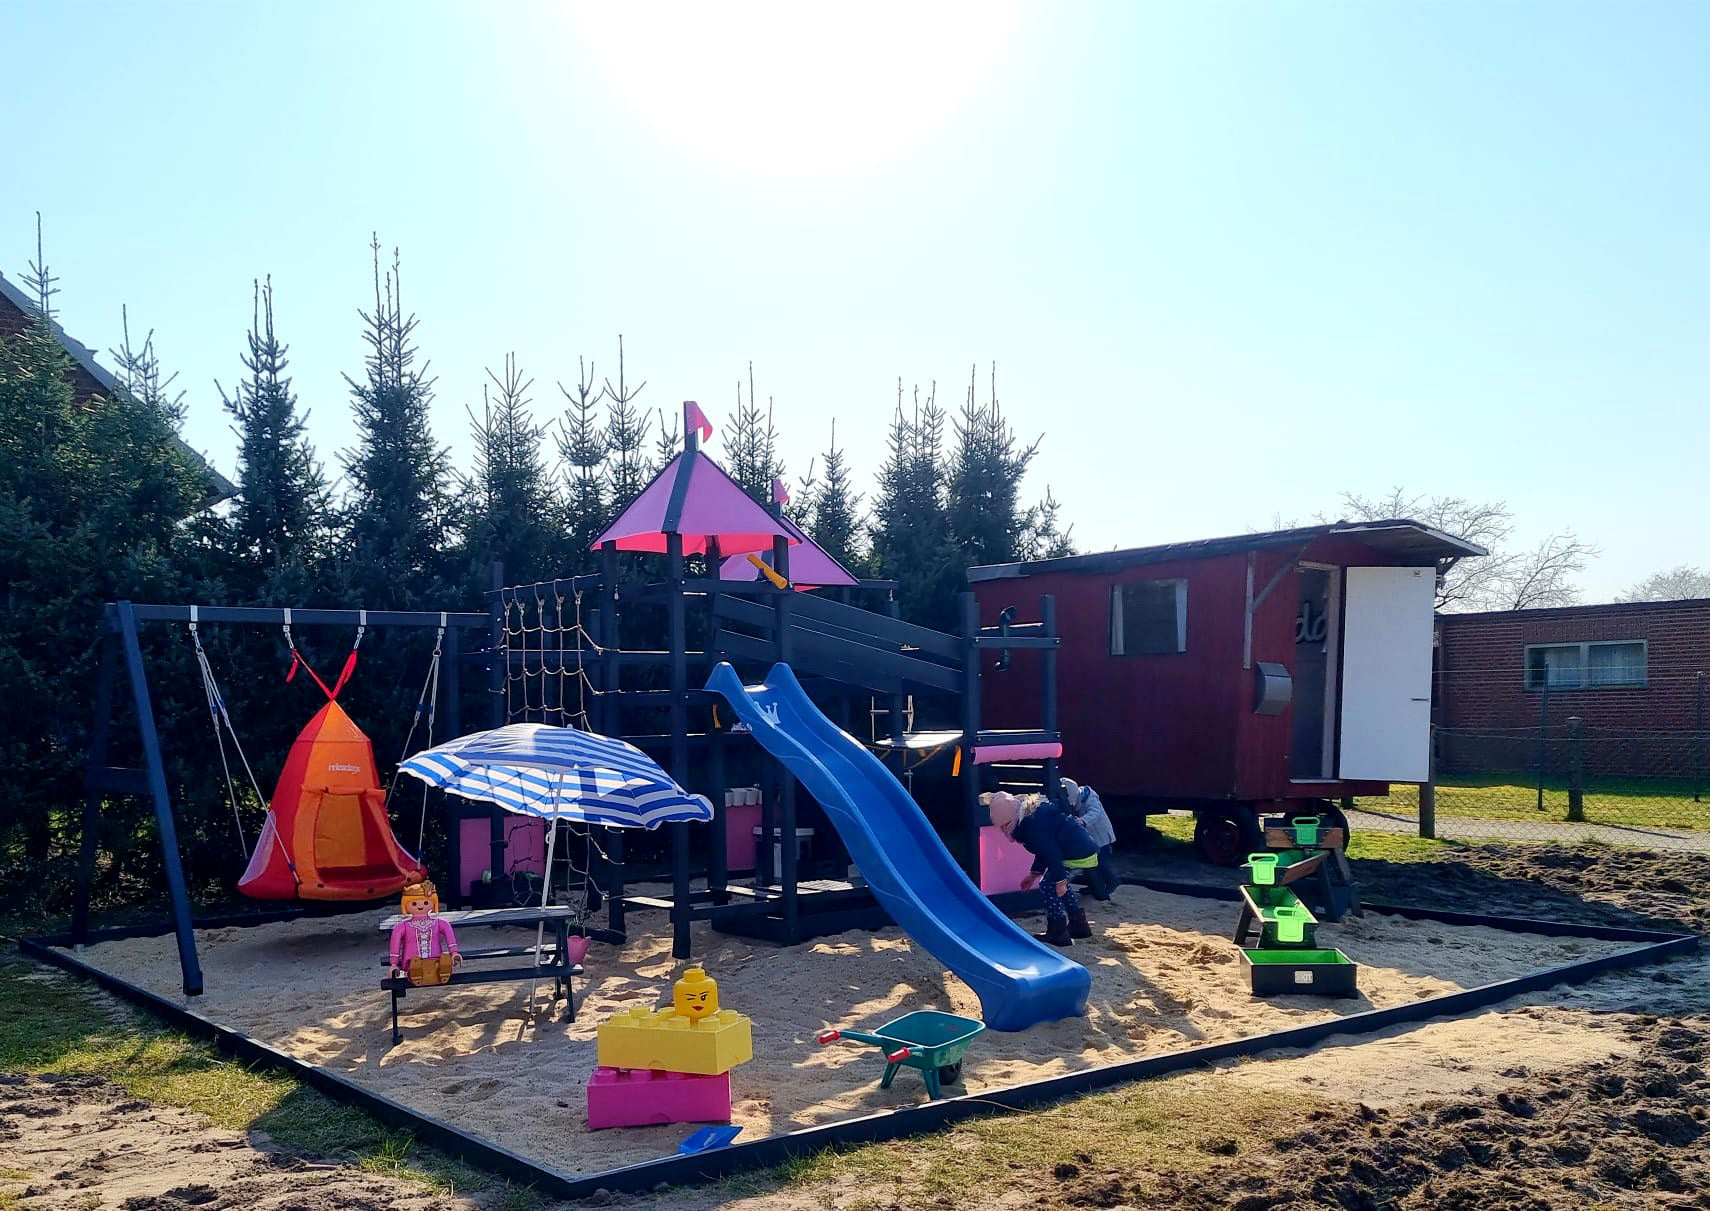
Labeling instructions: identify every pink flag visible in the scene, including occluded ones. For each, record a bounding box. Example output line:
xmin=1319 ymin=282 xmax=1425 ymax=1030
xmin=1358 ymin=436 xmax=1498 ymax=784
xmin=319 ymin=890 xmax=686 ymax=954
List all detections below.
xmin=771 ymin=476 xmax=789 ymax=505
xmin=684 ymin=400 xmax=713 ymax=442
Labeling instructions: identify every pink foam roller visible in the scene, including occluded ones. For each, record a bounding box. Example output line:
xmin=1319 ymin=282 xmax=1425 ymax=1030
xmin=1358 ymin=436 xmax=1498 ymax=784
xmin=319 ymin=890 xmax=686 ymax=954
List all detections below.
xmin=586 ymin=1067 xmax=732 ymax=1130
xmin=969 ymin=742 xmax=1063 ymax=765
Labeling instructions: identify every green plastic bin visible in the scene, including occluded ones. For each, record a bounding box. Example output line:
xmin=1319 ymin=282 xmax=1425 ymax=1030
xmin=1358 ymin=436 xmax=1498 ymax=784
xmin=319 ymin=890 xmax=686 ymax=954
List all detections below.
xmin=1240 ymin=948 xmax=1359 ymax=998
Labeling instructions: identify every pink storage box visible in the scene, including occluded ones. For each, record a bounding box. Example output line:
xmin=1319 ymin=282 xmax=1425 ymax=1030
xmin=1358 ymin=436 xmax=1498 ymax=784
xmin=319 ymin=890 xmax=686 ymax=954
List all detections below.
xmin=457 ymin=815 xmax=546 ymax=897
xmin=979 ymin=824 xmax=1036 ymax=895
xmin=586 ymin=1067 xmax=732 ymax=1130
xmin=723 ymin=802 xmax=761 ymax=872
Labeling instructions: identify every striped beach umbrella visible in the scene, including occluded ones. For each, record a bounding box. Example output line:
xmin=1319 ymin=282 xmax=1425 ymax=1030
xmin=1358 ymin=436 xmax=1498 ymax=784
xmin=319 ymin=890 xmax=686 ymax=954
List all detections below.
xmin=397 ymin=723 xmax=713 ymax=829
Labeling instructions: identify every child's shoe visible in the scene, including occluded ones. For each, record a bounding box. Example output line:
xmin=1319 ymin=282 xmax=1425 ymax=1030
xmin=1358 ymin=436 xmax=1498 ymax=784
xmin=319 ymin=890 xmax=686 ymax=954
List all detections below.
xmin=1067 ymin=906 xmax=1093 ymax=939
xmin=1037 ymin=917 xmax=1074 ymax=947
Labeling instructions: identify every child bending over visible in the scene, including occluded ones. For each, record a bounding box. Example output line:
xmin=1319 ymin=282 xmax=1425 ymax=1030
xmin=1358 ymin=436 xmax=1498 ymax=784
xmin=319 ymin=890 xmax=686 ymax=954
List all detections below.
xmin=986 ymin=791 xmax=1097 ymax=947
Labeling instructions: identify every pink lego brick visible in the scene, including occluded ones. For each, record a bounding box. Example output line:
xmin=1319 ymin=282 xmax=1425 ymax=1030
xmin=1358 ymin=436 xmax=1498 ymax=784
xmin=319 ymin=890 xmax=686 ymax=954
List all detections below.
xmin=586 ymin=1067 xmax=732 ymax=1130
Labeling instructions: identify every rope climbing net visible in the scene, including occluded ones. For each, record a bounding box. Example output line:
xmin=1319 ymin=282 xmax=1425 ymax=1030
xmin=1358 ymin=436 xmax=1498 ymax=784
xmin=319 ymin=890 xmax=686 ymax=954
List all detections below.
xmin=498 ymin=585 xmax=605 ymax=730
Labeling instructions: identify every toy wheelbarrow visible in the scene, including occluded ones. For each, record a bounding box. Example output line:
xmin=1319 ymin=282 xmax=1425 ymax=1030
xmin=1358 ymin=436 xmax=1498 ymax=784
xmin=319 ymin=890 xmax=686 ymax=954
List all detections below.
xmin=816 ymin=1010 xmax=985 ymax=1099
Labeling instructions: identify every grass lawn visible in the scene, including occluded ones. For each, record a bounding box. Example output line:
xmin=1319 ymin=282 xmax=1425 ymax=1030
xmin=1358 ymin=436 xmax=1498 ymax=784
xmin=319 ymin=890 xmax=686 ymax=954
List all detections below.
xmin=0 ymin=952 xmax=533 ymax=1209
xmin=1358 ymin=776 xmax=1710 ymax=831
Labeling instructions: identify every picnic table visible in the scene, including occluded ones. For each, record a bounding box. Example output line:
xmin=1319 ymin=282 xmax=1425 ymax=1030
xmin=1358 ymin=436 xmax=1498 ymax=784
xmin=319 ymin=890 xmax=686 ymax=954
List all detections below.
xmin=377 ymin=906 xmax=585 ymax=1045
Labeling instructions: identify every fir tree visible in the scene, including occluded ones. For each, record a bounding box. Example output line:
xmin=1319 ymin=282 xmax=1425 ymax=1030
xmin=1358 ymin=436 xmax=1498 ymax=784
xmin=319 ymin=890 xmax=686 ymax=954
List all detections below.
xmin=460 ymin=353 xmax=560 ymax=586
xmin=111 ymin=305 xmax=186 ymax=426
xmin=557 ymin=355 xmax=608 ymax=566
xmin=339 ymin=237 xmax=451 ymax=607
xmin=216 ymin=278 xmax=327 ymax=591
xmin=603 ymin=335 xmax=651 ymax=511
xmin=651 ymin=406 xmax=682 ymax=474
xmin=21 ymin=211 xmax=59 ymax=321
xmin=946 ymin=363 xmax=1037 ymax=570
xmin=724 ymin=362 xmax=783 ymax=505
xmin=807 ymin=419 xmax=864 ymax=570
xmin=1020 ymin=486 xmax=1076 ymax=560
xmin=872 ymin=381 xmax=960 ymax=628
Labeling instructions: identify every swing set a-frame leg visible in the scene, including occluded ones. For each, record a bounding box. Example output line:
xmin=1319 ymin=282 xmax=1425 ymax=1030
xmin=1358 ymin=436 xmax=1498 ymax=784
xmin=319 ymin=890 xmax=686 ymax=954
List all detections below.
xmin=116 ymin=601 xmax=204 ymax=996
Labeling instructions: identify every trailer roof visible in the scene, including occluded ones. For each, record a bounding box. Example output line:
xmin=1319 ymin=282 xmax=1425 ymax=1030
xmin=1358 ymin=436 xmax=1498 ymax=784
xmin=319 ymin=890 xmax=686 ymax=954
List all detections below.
xmin=967 ymin=519 xmax=1487 ymax=582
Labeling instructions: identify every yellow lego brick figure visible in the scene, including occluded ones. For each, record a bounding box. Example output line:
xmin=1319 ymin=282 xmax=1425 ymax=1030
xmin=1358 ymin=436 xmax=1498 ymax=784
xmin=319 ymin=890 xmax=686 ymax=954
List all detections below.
xmin=596 ymin=965 xmax=752 ymax=1075
xmin=673 ymin=964 xmax=718 ymax=1020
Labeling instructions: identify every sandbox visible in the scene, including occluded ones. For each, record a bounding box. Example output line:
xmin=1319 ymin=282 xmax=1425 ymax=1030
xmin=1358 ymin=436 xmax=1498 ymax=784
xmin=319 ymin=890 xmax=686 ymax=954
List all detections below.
xmin=59 ymin=882 xmax=1638 ymax=1178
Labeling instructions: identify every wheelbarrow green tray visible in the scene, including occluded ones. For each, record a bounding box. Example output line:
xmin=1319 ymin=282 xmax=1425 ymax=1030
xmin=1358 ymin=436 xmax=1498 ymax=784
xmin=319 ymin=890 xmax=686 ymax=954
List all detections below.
xmin=818 ymin=1010 xmax=986 ymax=1099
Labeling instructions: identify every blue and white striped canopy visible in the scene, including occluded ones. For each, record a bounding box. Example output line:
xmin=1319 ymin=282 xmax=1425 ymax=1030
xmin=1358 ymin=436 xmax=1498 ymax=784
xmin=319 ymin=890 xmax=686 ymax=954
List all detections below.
xmin=398 ymin=723 xmax=713 ymax=830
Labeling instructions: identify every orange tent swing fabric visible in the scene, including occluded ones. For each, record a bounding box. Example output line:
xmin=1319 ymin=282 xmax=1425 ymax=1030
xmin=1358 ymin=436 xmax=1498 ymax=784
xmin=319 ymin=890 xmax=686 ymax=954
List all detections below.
xmin=237 ymin=696 xmax=426 ymax=902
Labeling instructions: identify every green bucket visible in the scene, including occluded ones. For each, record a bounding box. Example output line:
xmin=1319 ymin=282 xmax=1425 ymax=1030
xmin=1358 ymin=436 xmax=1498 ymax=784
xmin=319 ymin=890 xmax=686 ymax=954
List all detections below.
xmin=1246 ymin=853 xmax=1278 ymax=886
xmin=1292 ymin=816 xmax=1321 ymax=846
xmin=1272 ymin=905 xmax=1310 ymax=943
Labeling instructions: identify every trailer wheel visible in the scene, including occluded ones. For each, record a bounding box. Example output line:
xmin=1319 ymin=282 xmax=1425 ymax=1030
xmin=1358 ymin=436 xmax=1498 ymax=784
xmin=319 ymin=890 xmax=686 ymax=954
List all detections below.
xmin=1193 ymin=807 xmax=1262 ymax=867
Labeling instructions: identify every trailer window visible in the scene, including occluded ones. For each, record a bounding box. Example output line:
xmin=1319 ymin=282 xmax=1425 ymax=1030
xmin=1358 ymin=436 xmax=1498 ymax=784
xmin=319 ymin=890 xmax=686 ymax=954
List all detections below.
xmin=1110 ymin=579 xmax=1187 ymax=655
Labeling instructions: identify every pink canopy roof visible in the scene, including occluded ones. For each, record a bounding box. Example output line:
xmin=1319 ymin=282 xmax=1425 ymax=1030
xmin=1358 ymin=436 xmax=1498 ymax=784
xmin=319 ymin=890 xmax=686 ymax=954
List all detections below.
xmin=719 ymin=513 xmax=859 ymax=589
xmin=592 ymin=449 xmax=796 ymax=556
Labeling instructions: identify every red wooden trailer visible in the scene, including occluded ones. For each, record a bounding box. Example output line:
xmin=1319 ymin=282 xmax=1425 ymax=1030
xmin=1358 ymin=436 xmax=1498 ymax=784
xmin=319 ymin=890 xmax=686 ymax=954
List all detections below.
xmin=968 ymin=520 xmax=1485 ymax=864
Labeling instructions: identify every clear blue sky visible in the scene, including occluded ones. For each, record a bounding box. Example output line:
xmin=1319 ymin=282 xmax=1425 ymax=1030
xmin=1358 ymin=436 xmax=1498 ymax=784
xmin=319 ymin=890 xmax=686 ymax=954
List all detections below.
xmin=6 ymin=1 xmax=1706 ymax=600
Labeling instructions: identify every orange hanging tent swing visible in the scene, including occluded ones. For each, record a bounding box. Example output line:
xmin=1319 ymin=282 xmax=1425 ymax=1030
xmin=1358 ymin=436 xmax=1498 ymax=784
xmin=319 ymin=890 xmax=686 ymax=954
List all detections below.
xmin=237 ymin=626 xmax=426 ymax=902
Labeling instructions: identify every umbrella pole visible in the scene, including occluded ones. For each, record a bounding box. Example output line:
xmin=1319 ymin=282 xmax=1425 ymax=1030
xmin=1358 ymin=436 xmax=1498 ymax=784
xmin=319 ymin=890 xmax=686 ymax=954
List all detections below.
xmin=530 ymin=810 xmax=559 ymax=1012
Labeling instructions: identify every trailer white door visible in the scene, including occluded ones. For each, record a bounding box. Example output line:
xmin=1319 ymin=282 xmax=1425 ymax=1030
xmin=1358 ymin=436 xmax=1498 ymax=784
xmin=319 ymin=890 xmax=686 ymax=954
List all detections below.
xmin=1338 ymin=565 xmax=1435 ymax=782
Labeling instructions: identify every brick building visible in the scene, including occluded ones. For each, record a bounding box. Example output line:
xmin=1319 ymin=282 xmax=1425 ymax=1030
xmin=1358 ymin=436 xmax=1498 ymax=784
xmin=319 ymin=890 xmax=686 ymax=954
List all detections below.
xmin=1434 ymin=599 xmax=1710 ymax=778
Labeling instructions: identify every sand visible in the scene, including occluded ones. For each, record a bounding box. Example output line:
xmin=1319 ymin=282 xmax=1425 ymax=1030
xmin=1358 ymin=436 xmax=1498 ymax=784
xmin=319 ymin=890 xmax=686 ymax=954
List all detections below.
xmin=62 ymin=883 xmax=1639 ymax=1178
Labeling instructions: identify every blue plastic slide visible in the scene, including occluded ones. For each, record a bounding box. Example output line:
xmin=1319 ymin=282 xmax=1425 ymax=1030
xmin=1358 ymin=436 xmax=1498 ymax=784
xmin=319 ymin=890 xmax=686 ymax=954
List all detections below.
xmin=705 ymin=661 xmax=1090 ymax=1032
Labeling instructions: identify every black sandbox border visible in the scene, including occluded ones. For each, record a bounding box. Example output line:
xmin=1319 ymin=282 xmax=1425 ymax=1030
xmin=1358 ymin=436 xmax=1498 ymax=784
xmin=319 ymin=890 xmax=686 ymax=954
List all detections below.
xmin=20 ymin=880 xmax=1698 ymax=1201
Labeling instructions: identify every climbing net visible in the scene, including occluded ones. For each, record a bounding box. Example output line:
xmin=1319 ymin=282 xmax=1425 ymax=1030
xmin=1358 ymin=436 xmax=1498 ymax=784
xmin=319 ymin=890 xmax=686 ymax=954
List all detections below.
xmin=497 ymin=583 xmax=605 ymax=732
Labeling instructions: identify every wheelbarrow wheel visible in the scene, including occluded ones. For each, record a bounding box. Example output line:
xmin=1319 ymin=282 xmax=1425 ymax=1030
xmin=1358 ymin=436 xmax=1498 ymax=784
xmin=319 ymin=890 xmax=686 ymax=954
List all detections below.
xmin=936 ymin=1061 xmax=963 ymax=1086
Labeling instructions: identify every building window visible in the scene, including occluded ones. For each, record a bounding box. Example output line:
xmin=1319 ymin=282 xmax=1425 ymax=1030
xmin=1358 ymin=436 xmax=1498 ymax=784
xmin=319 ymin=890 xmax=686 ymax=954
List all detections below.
xmin=1110 ymin=579 xmax=1187 ymax=655
xmin=1523 ymin=640 xmax=1647 ymax=690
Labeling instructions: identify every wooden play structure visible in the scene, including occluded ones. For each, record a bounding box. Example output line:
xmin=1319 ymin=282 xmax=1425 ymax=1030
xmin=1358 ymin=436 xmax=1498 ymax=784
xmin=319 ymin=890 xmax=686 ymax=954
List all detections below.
xmin=75 ymin=403 xmax=1070 ymax=992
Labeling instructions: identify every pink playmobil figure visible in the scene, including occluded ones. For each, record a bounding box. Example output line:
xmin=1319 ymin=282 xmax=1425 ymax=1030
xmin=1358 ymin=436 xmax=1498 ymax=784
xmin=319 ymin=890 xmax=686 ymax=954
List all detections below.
xmin=389 ymin=880 xmax=461 ymax=986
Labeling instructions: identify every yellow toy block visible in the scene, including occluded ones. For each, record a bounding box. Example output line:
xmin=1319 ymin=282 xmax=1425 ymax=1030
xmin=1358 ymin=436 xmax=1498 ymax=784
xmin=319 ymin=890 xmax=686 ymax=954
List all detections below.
xmin=595 ymin=1006 xmax=753 ymax=1076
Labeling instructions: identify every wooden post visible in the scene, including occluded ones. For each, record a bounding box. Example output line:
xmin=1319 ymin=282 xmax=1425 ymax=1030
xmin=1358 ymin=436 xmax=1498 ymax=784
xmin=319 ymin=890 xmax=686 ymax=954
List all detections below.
xmin=1418 ymin=727 xmax=1437 ymax=840
xmin=668 ymin=531 xmax=693 ymax=959
xmin=1566 ymin=716 xmax=1585 ymax=823
xmin=1535 ymin=681 xmax=1550 ymax=812
xmin=959 ymin=593 xmax=982 ymax=880
xmin=1040 ymin=594 xmax=1060 ymax=797
xmin=773 ymin=531 xmax=798 ymax=943
xmin=705 ymin=543 xmax=729 ymax=905
xmin=601 ymin=542 xmax=625 ymax=936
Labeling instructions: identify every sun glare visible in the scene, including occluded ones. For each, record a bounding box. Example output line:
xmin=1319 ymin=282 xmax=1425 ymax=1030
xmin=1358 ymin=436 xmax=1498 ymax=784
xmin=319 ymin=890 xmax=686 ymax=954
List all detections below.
xmin=566 ymin=2 xmax=1023 ymax=182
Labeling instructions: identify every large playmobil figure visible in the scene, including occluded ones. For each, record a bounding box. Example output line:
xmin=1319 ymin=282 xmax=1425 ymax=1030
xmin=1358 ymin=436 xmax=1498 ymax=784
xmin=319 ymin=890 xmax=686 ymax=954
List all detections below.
xmin=389 ymin=880 xmax=462 ymax=986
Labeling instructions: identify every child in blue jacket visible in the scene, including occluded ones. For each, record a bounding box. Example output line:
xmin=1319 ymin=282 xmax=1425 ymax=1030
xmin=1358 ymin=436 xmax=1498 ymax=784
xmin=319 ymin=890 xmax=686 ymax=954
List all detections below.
xmin=987 ymin=791 xmax=1097 ymax=946
xmin=1061 ymin=778 xmax=1118 ymax=900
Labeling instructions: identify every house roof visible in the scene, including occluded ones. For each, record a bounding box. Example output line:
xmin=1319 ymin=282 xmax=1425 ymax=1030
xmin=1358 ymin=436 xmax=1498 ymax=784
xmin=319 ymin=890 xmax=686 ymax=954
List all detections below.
xmin=0 ymin=271 xmax=236 ymax=507
xmin=593 ymin=447 xmax=796 ymax=556
xmin=966 ymin=519 xmax=1488 ymax=583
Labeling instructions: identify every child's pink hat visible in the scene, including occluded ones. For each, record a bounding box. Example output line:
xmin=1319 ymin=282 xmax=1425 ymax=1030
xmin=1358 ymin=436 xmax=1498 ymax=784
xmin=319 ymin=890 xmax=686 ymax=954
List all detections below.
xmin=986 ymin=792 xmax=1022 ymax=831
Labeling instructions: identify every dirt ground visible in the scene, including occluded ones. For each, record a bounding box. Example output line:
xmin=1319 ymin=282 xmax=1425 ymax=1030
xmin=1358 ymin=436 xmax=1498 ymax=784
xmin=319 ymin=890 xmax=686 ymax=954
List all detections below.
xmin=5 ymin=843 xmax=1705 ymax=1211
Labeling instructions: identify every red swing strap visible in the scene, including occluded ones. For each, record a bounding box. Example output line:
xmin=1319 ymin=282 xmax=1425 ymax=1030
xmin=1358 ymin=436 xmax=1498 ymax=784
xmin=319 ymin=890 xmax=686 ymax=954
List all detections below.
xmin=283 ymin=609 xmax=365 ymax=700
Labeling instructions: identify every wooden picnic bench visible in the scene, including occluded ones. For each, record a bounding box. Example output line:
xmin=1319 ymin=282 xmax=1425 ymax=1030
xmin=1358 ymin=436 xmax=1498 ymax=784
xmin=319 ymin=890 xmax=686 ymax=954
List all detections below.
xmin=378 ymin=906 xmax=585 ymax=1045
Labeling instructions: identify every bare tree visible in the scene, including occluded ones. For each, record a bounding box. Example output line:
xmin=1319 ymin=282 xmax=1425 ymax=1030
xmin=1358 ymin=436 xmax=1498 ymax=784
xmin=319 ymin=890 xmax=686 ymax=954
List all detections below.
xmin=1337 ymin=488 xmax=1594 ymax=612
xmin=1617 ymin=565 xmax=1710 ymax=603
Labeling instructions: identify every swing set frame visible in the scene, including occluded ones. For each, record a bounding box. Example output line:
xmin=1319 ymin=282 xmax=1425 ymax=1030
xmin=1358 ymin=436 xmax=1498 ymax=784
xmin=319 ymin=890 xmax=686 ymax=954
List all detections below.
xmin=76 ymin=600 xmax=488 ymax=995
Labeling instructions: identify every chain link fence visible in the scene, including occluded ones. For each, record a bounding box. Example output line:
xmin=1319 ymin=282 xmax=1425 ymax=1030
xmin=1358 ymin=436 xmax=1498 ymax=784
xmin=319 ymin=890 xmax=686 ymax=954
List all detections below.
xmin=1349 ymin=721 xmax=1710 ymax=850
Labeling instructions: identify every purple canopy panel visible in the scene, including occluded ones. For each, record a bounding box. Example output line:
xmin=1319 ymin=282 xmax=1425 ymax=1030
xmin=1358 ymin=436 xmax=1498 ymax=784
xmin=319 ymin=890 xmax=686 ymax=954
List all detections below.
xmin=593 ymin=450 xmax=796 ymax=555
xmin=719 ymin=514 xmax=858 ymax=589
